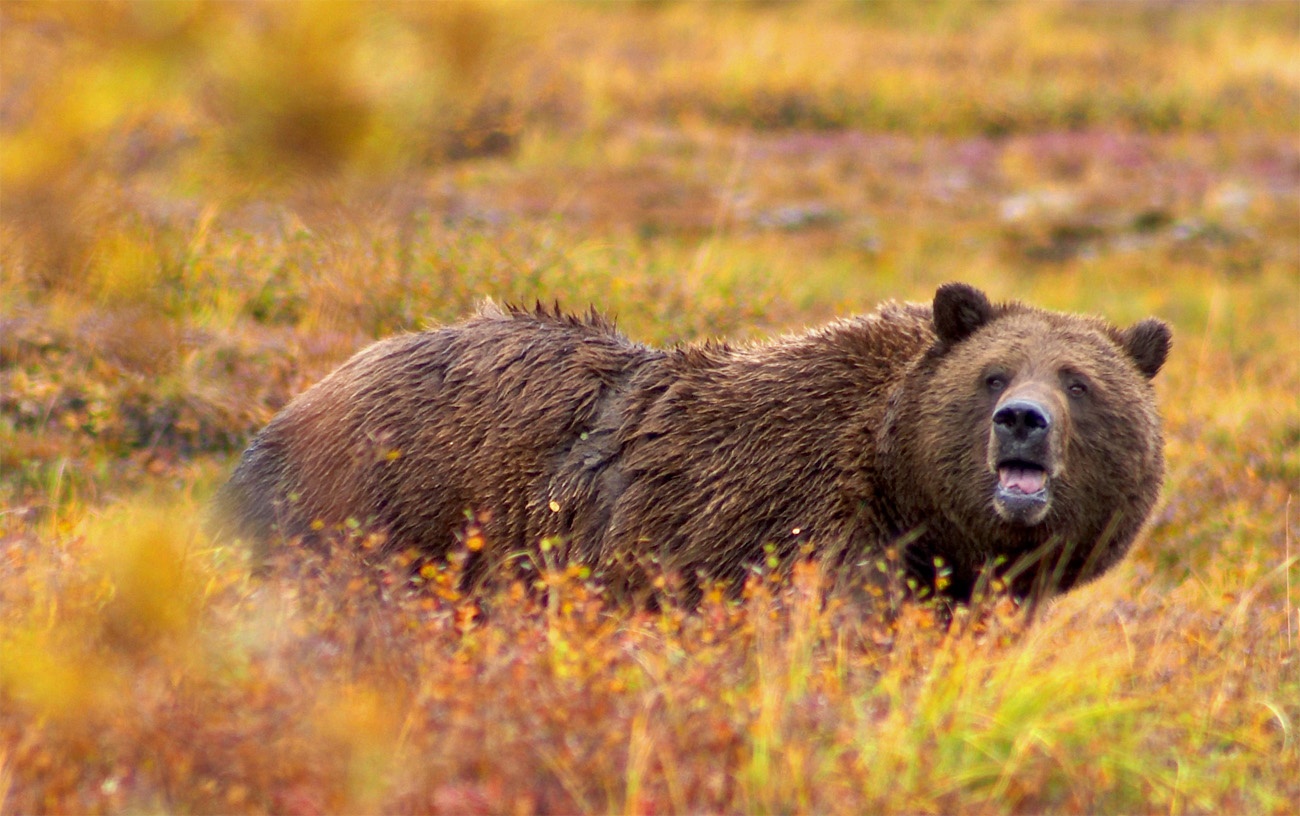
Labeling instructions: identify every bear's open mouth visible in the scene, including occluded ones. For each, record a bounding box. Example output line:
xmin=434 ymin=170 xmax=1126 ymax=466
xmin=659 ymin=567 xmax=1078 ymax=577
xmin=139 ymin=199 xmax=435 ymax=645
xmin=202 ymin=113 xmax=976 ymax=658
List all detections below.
xmin=998 ymin=461 xmax=1046 ymax=495
xmin=994 ymin=459 xmax=1050 ymax=524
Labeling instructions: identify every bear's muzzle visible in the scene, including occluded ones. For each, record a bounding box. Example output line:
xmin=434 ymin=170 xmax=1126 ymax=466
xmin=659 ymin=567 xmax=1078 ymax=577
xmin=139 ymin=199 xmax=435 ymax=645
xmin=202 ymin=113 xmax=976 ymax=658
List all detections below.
xmin=990 ymin=396 xmax=1057 ymax=525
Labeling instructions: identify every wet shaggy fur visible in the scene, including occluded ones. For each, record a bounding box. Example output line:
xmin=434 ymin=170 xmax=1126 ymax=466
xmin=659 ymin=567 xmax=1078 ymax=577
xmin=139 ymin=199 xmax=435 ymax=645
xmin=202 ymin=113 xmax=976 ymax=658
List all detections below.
xmin=212 ymin=284 xmax=1171 ymax=603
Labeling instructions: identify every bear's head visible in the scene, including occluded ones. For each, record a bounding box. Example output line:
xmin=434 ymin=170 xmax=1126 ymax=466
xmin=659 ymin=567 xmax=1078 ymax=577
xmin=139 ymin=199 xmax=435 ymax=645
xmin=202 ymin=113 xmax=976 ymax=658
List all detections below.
xmin=882 ymin=283 xmax=1171 ymax=601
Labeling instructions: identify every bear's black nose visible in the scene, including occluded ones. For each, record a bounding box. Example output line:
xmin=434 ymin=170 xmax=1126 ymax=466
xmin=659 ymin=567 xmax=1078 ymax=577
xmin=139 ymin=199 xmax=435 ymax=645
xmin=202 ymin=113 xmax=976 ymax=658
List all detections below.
xmin=993 ymin=399 xmax=1051 ymax=443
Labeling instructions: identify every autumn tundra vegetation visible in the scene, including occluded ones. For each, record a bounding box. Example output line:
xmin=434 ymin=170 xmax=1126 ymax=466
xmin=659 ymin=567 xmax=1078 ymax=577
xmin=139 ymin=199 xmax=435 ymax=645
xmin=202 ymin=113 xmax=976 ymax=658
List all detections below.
xmin=1 ymin=2 xmax=1297 ymax=813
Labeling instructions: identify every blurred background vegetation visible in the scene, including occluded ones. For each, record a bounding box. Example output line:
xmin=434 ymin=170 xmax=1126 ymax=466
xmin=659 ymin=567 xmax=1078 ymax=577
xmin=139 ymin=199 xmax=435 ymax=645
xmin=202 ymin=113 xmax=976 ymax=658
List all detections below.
xmin=4 ymin=0 xmax=1296 ymax=303
xmin=1 ymin=1 xmax=1298 ymax=812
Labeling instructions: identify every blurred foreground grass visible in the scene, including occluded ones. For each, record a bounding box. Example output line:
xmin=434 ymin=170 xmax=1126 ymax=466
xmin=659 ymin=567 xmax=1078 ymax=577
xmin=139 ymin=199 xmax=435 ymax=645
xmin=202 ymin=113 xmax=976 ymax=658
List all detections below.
xmin=2 ymin=2 xmax=1298 ymax=812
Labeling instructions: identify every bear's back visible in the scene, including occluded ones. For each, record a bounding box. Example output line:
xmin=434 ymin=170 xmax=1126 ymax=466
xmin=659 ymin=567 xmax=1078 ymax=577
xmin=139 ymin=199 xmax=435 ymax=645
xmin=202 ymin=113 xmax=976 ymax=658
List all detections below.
xmin=213 ymin=305 xmax=664 ymax=552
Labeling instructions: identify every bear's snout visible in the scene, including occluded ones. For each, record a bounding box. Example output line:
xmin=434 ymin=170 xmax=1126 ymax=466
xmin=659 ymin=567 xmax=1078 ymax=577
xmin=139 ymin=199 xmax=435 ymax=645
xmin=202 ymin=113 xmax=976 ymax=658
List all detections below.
xmin=993 ymin=398 xmax=1051 ymax=449
xmin=989 ymin=395 xmax=1059 ymax=526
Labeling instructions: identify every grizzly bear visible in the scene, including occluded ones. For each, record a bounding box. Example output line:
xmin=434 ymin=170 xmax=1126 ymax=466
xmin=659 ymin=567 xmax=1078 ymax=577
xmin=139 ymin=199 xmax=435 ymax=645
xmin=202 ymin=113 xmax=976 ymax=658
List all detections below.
xmin=211 ymin=283 xmax=1171 ymax=604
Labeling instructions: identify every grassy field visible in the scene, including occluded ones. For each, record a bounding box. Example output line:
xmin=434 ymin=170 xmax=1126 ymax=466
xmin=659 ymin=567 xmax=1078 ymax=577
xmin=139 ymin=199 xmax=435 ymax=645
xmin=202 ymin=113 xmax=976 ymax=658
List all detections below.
xmin=2 ymin=1 xmax=1298 ymax=812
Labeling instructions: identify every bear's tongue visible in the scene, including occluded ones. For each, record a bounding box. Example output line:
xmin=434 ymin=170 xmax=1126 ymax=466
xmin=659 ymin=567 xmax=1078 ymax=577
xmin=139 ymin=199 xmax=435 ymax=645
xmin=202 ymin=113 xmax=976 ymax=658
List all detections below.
xmin=999 ymin=464 xmax=1046 ymax=494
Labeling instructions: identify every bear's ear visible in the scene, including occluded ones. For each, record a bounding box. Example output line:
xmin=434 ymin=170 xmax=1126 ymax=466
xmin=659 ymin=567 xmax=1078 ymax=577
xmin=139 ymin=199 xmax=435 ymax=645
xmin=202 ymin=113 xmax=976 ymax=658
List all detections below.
xmin=1120 ymin=318 xmax=1172 ymax=380
xmin=933 ymin=283 xmax=994 ymax=345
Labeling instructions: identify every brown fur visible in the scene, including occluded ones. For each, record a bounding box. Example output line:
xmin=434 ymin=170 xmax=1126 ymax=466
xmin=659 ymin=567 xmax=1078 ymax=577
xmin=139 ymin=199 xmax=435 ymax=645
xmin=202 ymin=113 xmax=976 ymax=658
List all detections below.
xmin=212 ymin=284 xmax=1171 ymax=603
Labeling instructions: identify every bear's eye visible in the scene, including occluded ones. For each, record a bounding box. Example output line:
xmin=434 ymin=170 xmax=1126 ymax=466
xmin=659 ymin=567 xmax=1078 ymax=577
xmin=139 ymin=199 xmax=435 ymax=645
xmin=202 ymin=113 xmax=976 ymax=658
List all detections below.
xmin=985 ymin=373 xmax=1008 ymax=393
xmin=1067 ymin=381 xmax=1088 ymax=398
